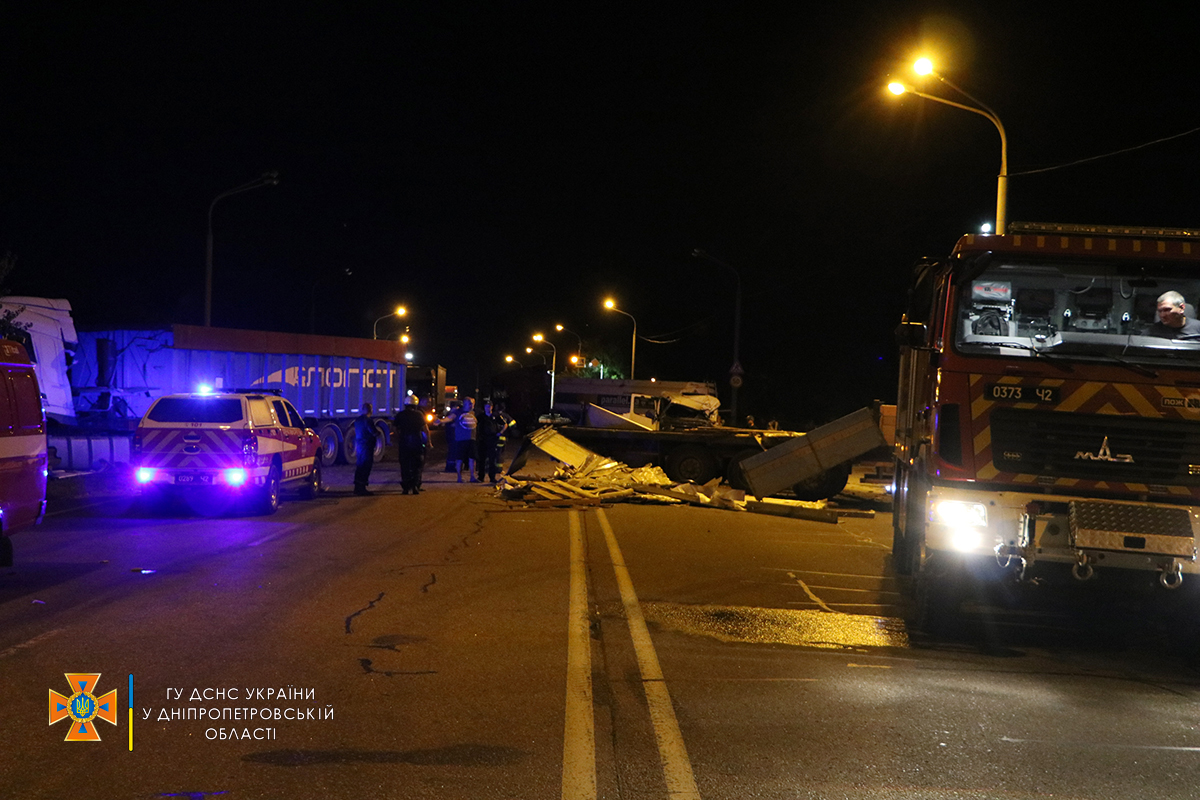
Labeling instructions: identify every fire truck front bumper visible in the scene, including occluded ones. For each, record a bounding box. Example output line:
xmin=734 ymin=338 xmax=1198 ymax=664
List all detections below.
xmin=924 ymin=486 xmax=1200 ymax=587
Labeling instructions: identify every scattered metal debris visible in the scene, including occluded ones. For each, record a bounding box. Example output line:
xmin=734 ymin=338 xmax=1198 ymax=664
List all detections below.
xmin=502 ymin=426 xmax=877 ymax=520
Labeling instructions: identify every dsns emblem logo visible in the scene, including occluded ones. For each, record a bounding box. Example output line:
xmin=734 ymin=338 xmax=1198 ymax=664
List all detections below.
xmin=49 ymin=673 xmax=117 ymax=741
xmin=1073 ymin=436 xmax=1134 ymax=463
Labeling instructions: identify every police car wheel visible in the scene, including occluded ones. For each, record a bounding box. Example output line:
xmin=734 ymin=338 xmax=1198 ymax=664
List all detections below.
xmin=299 ymin=459 xmax=322 ymax=500
xmin=257 ymin=465 xmax=281 ymax=515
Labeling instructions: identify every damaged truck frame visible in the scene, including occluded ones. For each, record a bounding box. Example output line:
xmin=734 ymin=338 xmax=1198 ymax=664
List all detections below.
xmin=893 ymin=222 xmax=1200 ymax=626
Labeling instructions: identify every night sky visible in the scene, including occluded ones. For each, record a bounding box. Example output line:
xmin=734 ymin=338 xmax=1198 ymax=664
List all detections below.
xmin=4 ymin=3 xmax=1200 ymax=427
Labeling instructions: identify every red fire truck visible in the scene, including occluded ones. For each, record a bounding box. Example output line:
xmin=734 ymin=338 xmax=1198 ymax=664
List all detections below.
xmin=893 ymin=222 xmax=1200 ymax=627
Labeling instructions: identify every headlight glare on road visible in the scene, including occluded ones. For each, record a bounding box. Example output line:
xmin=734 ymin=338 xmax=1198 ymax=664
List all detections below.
xmin=950 ymin=527 xmax=984 ymax=552
xmin=934 ymin=500 xmax=987 ymax=528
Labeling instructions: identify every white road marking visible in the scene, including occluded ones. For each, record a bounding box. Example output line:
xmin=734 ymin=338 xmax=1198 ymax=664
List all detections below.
xmin=596 ymin=509 xmax=701 ymax=800
xmin=787 ymin=572 xmax=834 ymax=613
xmin=1001 ymin=735 xmax=1200 ymax=752
xmin=562 ymin=510 xmax=596 ymax=800
xmin=0 ymin=628 xmax=64 ymax=659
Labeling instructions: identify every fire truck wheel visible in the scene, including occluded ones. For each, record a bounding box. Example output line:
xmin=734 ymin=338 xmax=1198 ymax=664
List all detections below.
xmin=256 ymin=464 xmax=281 ymax=515
xmin=914 ymin=554 xmax=965 ymax=635
xmin=299 ymin=459 xmax=322 ymax=500
xmin=791 ymin=462 xmax=851 ymax=501
xmin=892 ymin=464 xmax=921 ymax=576
xmin=725 ymin=448 xmax=762 ymax=490
xmin=318 ymin=424 xmax=344 ymax=467
xmin=665 ymin=445 xmax=720 ymax=484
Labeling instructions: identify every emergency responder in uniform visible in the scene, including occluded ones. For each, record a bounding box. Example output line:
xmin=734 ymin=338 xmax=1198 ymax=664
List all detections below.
xmin=353 ymin=403 xmax=378 ymax=496
xmin=394 ymin=395 xmax=429 ymax=494
xmin=475 ymin=398 xmax=508 ymax=484
xmin=446 ymin=397 xmax=477 ymax=482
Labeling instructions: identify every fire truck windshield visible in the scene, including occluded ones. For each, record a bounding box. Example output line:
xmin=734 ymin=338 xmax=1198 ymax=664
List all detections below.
xmin=954 ymin=260 xmax=1200 ymax=368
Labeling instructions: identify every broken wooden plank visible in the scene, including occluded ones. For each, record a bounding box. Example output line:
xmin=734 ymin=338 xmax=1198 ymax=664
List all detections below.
xmin=745 ymin=500 xmax=839 ymax=523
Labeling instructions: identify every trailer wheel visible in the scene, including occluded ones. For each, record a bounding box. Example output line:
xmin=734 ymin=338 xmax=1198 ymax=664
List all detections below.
xmin=372 ymin=420 xmax=389 ymax=462
xmin=791 ymin=462 xmax=851 ymax=501
xmin=318 ymin=424 xmax=343 ymax=467
xmin=665 ymin=445 xmax=720 ymax=484
xmin=341 ymin=425 xmax=358 ymax=464
xmin=725 ymin=448 xmax=762 ymax=490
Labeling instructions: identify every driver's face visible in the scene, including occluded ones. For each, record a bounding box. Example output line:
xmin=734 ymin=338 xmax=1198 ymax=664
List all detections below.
xmin=1158 ymin=301 xmax=1187 ymax=328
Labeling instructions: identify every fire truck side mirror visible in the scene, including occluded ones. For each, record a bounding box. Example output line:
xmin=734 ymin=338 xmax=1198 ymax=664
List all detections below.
xmin=894 ymin=321 xmax=928 ymax=349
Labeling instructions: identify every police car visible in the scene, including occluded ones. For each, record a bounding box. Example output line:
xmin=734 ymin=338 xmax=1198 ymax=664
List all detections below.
xmin=132 ymin=389 xmax=322 ymax=514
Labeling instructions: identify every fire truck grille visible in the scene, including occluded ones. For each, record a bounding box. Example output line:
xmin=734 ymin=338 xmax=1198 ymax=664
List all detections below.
xmin=991 ymin=408 xmax=1200 ymax=485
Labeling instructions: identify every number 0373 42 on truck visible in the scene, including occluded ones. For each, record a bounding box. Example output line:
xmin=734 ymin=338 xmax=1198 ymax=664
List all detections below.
xmin=892 ymin=222 xmax=1200 ymax=623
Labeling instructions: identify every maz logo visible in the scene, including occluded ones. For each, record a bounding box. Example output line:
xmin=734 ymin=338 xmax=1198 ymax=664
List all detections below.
xmin=1074 ymin=436 xmax=1134 ymax=463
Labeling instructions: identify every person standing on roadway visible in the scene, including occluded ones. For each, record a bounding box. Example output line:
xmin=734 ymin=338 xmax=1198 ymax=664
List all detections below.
xmin=475 ymin=398 xmax=510 ymax=484
xmin=394 ymin=395 xmax=429 ymax=495
xmin=446 ymin=397 xmax=478 ymax=482
xmin=353 ymin=403 xmax=378 ymax=496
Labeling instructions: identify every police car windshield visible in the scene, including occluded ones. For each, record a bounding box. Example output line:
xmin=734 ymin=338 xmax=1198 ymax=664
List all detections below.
xmin=954 ymin=260 xmax=1200 ymax=367
xmin=148 ymin=397 xmax=243 ymax=423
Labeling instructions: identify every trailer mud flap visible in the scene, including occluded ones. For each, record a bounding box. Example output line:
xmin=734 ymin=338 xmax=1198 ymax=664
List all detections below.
xmin=739 ymin=408 xmax=886 ymax=499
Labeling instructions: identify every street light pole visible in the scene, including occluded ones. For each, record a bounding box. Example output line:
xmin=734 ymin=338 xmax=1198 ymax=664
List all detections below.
xmin=533 ymin=334 xmax=557 ymax=412
xmin=372 ymin=306 xmax=407 ymax=339
xmin=205 ymin=171 xmax=279 ymax=326
xmin=555 ymin=324 xmax=584 ymax=363
xmin=692 ymin=249 xmax=744 ymax=423
xmin=888 ymin=62 xmax=1008 ymax=234
xmin=603 ymin=299 xmax=637 ymax=380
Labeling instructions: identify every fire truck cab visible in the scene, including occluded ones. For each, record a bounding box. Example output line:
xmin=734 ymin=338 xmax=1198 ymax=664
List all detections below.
xmin=893 ymin=222 xmax=1200 ymax=626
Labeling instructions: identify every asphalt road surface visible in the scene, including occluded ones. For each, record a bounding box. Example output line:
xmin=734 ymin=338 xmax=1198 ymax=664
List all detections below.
xmin=4 ymin=453 xmax=1200 ymax=799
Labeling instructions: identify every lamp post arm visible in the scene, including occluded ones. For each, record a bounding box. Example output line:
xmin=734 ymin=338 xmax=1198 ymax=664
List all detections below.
xmin=204 ymin=173 xmax=280 ymax=327
xmin=902 ymin=86 xmax=1008 ymax=234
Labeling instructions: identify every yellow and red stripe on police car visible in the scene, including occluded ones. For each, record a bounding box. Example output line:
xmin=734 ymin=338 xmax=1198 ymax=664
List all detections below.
xmin=136 ymin=428 xmax=245 ymax=469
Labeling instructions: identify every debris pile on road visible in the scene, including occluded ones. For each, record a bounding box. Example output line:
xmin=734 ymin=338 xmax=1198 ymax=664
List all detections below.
xmin=498 ymin=426 xmax=877 ymax=519
xmin=498 ymin=427 xmax=747 ymax=509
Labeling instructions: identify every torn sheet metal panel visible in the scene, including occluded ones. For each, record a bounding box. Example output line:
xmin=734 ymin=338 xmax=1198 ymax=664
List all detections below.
xmin=740 ymin=408 xmax=887 ymax=498
xmin=583 ymin=403 xmax=654 ymax=430
xmin=527 ymin=426 xmax=619 ymax=470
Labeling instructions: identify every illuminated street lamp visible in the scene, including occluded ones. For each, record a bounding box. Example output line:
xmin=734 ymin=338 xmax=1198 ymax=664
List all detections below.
xmin=888 ymin=58 xmax=1008 ymax=234
xmin=205 ymin=171 xmax=279 ymax=326
xmin=533 ymin=333 xmax=558 ymax=411
xmin=373 ymin=306 xmax=407 ymax=339
xmin=555 ymin=323 xmax=584 ymax=363
xmin=505 ymin=355 xmax=524 ymax=368
xmin=603 ymin=298 xmax=637 ymax=381
xmin=525 ymin=347 xmax=546 ymax=365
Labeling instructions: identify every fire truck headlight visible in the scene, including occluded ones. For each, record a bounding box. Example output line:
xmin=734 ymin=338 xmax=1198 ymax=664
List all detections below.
xmin=136 ymin=467 xmax=155 ymax=484
xmin=950 ymin=527 xmax=984 ymax=552
xmin=225 ymin=468 xmax=248 ymax=486
xmin=934 ymin=500 xmax=987 ymax=529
